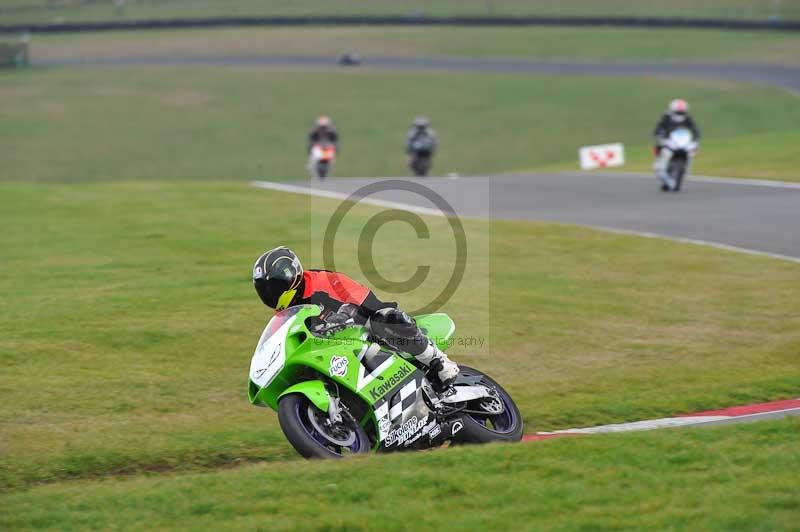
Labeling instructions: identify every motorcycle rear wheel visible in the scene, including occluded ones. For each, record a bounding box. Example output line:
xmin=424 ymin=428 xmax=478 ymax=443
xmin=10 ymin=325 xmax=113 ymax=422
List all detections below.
xmin=278 ymin=393 xmax=370 ymax=459
xmin=453 ymin=366 xmax=524 ymax=444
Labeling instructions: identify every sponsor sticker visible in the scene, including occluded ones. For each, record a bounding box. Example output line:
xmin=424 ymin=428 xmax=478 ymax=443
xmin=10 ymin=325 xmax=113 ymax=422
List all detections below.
xmin=329 ymin=355 xmax=349 ymax=377
xmin=253 ymin=265 xmax=264 ymax=279
xmin=406 ymin=420 xmax=440 ymax=446
xmin=385 ymin=415 xmax=429 ymax=447
xmin=369 ymin=365 xmax=412 ymax=400
xmin=379 ymin=418 xmax=392 ymax=434
xmin=451 ymin=420 xmax=463 ymax=436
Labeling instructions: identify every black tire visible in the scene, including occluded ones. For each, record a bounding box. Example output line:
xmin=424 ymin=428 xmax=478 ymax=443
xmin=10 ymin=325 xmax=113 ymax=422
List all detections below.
xmin=668 ymin=159 xmax=684 ymax=192
xmin=411 ymin=155 xmax=431 ymax=177
xmin=277 ymin=393 xmax=371 ymax=459
xmin=453 ymin=366 xmax=524 ymax=444
xmin=316 ymin=162 xmax=329 ymax=179
xmin=675 ymin=166 xmax=685 ymax=191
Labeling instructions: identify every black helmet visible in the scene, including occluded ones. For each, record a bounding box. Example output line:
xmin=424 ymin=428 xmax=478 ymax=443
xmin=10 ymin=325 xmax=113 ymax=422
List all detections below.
xmin=252 ymin=247 xmax=304 ymax=310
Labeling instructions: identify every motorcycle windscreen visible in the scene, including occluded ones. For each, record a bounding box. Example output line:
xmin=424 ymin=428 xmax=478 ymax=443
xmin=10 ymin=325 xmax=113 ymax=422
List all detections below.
xmin=249 ymin=306 xmax=305 ymax=391
xmin=669 ymin=128 xmax=693 ymax=149
xmin=312 ymin=144 xmax=335 ymax=162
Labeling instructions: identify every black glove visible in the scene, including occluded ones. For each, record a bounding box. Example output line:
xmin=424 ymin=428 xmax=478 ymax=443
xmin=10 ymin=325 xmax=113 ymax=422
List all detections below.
xmin=310 ymin=309 xmax=355 ymax=335
xmin=336 ymin=303 xmax=359 ymax=320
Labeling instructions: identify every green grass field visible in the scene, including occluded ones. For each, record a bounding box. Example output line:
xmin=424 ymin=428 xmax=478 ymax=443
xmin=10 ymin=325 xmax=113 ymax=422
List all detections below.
xmin=2 ymin=419 xmax=798 ymax=530
xmin=1 ymin=0 xmax=797 ymax=24
xmin=30 ymin=26 xmax=800 ymax=65
xmin=2 ymin=24 xmax=799 ymax=529
xmin=2 ymin=67 xmax=799 ymax=183
xmin=1 ymin=179 xmax=799 ymax=494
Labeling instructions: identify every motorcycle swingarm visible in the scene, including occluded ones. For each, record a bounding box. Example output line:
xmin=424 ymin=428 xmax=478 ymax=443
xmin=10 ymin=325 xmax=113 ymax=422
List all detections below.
xmin=440 ymin=384 xmax=496 ymax=404
xmin=453 ymin=373 xmax=483 ymax=386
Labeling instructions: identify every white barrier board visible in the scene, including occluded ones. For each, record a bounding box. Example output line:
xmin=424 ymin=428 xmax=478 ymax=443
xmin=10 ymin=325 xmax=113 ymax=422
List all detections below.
xmin=579 ymin=143 xmax=625 ymax=170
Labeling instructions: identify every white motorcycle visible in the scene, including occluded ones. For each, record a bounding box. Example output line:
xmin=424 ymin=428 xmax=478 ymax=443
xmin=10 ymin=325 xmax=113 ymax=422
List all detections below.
xmin=656 ymin=128 xmax=698 ymax=192
xmin=308 ymin=141 xmax=337 ymax=180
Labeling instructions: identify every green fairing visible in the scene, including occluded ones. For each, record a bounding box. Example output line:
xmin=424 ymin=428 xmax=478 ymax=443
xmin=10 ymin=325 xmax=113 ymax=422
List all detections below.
xmin=248 ymin=305 xmax=456 ymax=414
xmin=278 ymin=381 xmax=330 ymax=412
xmin=415 ymin=313 xmax=456 ymax=351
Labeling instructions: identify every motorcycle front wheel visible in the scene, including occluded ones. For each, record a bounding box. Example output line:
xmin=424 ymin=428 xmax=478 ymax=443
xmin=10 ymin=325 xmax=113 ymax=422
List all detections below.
xmin=316 ymin=162 xmax=329 ymax=179
xmin=410 ymin=154 xmax=431 ymax=177
xmin=668 ymin=159 xmax=686 ymax=191
xmin=278 ymin=393 xmax=371 ymax=459
xmin=453 ymin=366 xmax=524 ymax=444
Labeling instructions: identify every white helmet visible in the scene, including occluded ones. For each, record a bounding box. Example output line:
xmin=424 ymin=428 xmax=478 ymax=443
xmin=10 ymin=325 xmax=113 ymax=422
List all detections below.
xmin=668 ymin=99 xmax=689 ymax=113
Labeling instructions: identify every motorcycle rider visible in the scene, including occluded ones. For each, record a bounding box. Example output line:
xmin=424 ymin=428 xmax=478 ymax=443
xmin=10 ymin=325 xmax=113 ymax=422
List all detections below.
xmin=252 ymin=247 xmax=460 ymax=386
xmin=405 ymin=116 xmax=437 ymax=174
xmin=653 ymin=99 xmax=701 ymax=191
xmin=307 ymin=116 xmax=339 ymax=154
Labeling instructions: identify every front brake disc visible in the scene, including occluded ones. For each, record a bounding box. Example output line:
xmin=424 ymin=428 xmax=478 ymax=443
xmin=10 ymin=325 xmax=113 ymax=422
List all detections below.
xmin=307 ymin=405 xmax=356 ymax=447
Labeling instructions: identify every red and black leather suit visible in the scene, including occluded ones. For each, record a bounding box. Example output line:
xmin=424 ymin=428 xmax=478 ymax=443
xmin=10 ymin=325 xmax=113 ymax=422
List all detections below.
xmin=288 ymin=270 xmax=429 ymax=357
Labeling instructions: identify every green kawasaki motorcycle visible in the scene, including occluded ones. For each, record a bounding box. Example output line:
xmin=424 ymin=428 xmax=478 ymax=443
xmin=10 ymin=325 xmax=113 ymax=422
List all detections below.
xmin=248 ymin=304 xmax=523 ymax=458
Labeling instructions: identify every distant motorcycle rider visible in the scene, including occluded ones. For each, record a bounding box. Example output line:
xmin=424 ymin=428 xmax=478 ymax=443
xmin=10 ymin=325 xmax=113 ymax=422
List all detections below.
xmin=406 ymin=116 xmax=438 ymax=176
xmin=307 ymin=116 xmax=339 ymax=154
xmin=653 ymin=99 xmax=701 ymax=190
xmin=252 ymin=247 xmax=460 ymax=386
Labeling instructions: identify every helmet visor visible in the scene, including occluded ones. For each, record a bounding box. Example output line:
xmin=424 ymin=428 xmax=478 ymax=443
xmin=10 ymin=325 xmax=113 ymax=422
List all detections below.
xmin=254 ymin=278 xmax=290 ymax=308
xmin=275 ymin=289 xmax=298 ymax=311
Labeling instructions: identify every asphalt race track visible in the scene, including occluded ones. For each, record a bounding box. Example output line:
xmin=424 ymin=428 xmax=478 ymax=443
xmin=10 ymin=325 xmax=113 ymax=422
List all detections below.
xmin=41 ymin=51 xmax=799 ymax=262
xmin=38 ymin=55 xmax=800 ymax=92
xmin=254 ymin=173 xmax=800 ymax=263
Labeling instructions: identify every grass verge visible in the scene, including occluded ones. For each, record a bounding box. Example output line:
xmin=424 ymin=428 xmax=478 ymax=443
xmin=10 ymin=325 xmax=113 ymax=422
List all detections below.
xmin=540 ymin=128 xmax=800 ymax=181
xmin=2 ymin=418 xmax=798 ymax=530
xmin=1 ymin=180 xmax=798 ymax=491
xmin=2 ymin=67 xmax=799 ymax=183
xmin=29 ymin=26 xmax=800 ymax=66
xmin=2 ymin=0 xmax=798 ymax=24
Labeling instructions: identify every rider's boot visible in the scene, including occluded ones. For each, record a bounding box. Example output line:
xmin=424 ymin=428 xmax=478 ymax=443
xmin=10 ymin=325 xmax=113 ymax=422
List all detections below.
xmin=653 ymin=148 xmax=674 ymax=190
xmin=415 ymin=340 xmax=459 ymax=387
xmin=366 ymin=307 xmax=459 ymax=387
